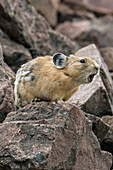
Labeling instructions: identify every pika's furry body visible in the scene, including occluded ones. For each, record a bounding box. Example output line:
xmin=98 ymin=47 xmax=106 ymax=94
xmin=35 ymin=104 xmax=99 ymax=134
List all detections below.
xmin=15 ymin=53 xmax=100 ymax=108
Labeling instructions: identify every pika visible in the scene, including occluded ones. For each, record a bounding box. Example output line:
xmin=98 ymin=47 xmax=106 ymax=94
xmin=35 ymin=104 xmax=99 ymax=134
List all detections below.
xmin=14 ymin=53 xmax=100 ymax=108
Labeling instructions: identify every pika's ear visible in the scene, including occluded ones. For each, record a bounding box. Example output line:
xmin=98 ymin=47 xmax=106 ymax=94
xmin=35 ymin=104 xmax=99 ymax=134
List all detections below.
xmin=53 ymin=53 xmax=67 ymax=69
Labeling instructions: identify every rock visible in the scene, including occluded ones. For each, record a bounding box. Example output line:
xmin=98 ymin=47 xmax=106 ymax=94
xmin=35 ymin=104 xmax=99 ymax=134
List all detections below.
xmin=69 ymin=44 xmax=113 ymax=117
xmin=57 ymin=2 xmax=74 ymax=20
xmin=0 ymin=0 xmax=78 ymax=55
xmin=56 ymin=15 xmax=113 ymax=50
xmin=0 ymin=40 xmax=3 ymax=66
xmin=85 ymin=113 xmax=109 ymax=143
xmin=28 ymin=0 xmax=59 ymax=26
xmin=101 ymin=151 xmax=113 ymax=170
xmin=0 ymin=102 xmax=111 ymax=170
xmin=48 ymin=30 xmax=79 ymax=55
xmin=78 ymin=16 xmax=113 ymax=49
xmin=64 ymin=0 xmax=113 ymax=14
xmin=2 ymin=62 xmax=15 ymax=86
xmin=56 ymin=20 xmax=91 ymax=40
xmin=101 ymin=115 xmax=113 ymax=154
xmin=57 ymin=1 xmax=95 ymax=22
xmin=0 ymin=36 xmax=32 ymax=73
xmin=101 ymin=115 xmax=113 ymax=169
xmin=0 ymin=0 xmax=50 ymax=51
xmin=0 ymin=44 xmax=16 ymax=122
xmin=100 ymin=47 xmax=113 ymax=72
xmin=111 ymin=72 xmax=113 ymax=80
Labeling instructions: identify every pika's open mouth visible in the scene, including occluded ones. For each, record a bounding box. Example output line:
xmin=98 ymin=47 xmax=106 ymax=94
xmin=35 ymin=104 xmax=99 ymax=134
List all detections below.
xmin=88 ymin=73 xmax=96 ymax=82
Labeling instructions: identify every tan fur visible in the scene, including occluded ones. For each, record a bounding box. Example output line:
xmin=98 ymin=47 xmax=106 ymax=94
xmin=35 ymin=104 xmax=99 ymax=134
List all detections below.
xmin=14 ymin=55 xmax=100 ymax=108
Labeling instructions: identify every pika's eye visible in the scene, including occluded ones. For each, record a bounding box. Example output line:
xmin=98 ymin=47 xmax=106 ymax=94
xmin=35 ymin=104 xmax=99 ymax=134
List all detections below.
xmin=80 ymin=59 xmax=86 ymax=63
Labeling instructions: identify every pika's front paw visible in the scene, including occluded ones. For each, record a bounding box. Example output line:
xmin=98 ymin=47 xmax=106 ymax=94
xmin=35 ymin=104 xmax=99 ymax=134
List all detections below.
xmin=31 ymin=98 xmax=41 ymax=103
xmin=56 ymin=99 xmax=64 ymax=104
xmin=50 ymin=99 xmax=64 ymax=104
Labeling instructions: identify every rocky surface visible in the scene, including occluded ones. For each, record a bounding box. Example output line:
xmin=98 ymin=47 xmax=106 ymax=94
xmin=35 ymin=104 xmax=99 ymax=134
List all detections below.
xmin=69 ymin=44 xmax=113 ymax=117
xmin=0 ymin=0 xmax=113 ymax=169
xmin=0 ymin=29 xmax=32 ymax=73
xmin=100 ymin=47 xmax=113 ymax=72
xmin=56 ymin=20 xmax=90 ymax=40
xmin=62 ymin=0 xmax=113 ymax=14
xmin=0 ymin=44 xmax=16 ymax=123
xmin=0 ymin=102 xmax=111 ymax=170
xmin=56 ymin=16 xmax=113 ymax=50
xmin=27 ymin=0 xmax=59 ymax=26
xmin=101 ymin=116 xmax=113 ymax=154
xmin=0 ymin=0 xmax=78 ymax=56
xmin=85 ymin=113 xmax=109 ymax=144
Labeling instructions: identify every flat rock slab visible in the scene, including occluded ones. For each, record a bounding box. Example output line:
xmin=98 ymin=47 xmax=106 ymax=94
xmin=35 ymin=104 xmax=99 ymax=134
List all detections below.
xmin=69 ymin=44 xmax=113 ymax=117
xmin=56 ymin=20 xmax=90 ymax=40
xmin=1 ymin=102 xmax=112 ymax=170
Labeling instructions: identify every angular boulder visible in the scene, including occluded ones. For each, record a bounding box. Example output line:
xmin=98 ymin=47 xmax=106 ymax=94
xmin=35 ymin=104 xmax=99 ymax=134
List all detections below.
xmin=28 ymin=0 xmax=59 ymax=26
xmin=85 ymin=113 xmax=109 ymax=143
xmin=69 ymin=44 xmax=113 ymax=117
xmin=0 ymin=44 xmax=16 ymax=122
xmin=0 ymin=29 xmax=32 ymax=73
xmin=0 ymin=0 xmax=78 ymax=55
xmin=0 ymin=102 xmax=111 ymax=170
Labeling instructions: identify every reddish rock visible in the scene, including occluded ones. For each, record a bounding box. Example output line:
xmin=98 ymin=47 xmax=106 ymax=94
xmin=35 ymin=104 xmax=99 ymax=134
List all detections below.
xmin=56 ymin=20 xmax=90 ymax=40
xmin=101 ymin=116 xmax=113 ymax=154
xmin=0 ymin=102 xmax=111 ymax=170
xmin=64 ymin=0 xmax=113 ymax=14
xmin=69 ymin=44 xmax=113 ymax=117
xmin=100 ymin=47 xmax=113 ymax=72
xmin=58 ymin=1 xmax=95 ymax=22
xmin=1 ymin=36 xmax=32 ymax=73
xmin=0 ymin=41 xmax=3 ymax=65
xmin=28 ymin=0 xmax=59 ymax=26
xmin=48 ymin=30 xmax=79 ymax=55
xmin=78 ymin=16 xmax=113 ymax=49
xmin=57 ymin=2 xmax=74 ymax=18
xmin=0 ymin=44 xmax=16 ymax=122
xmin=111 ymin=72 xmax=113 ymax=80
xmin=0 ymin=0 xmax=78 ymax=55
xmin=56 ymin=15 xmax=113 ymax=50
xmin=85 ymin=113 xmax=109 ymax=143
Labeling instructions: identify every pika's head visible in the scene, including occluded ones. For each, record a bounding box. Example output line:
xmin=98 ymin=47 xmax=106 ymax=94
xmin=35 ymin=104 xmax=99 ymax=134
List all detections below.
xmin=53 ymin=53 xmax=100 ymax=85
